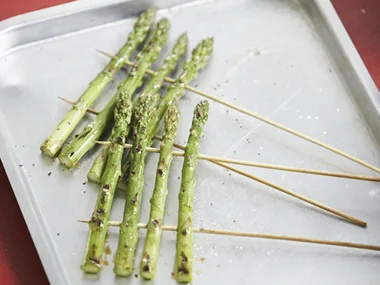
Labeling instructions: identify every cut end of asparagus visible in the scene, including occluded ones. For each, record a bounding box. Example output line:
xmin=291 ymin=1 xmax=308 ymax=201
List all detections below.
xmin=140 ymin=267 xmax=154 ymax=280
xmin=81 ymin=260 xmax=102 ymax=274
xmin=58 ymin=153 xmax=76 ymax=168
xmin=175 ymin=272 xmax=192 ymax=284
xmin=39 ymin=144 xmax=57 ymax=158
xmin=113 ymin=265 xmax=133 ymax=277
xmin=87 ymin=171 xmax=102 ymax=184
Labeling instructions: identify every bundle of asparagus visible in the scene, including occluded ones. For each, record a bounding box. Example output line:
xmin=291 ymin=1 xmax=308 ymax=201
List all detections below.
xmin=40 ymin=8 xmax=156 ymax=158
xmin=58 ymin=18 xmax=170 ymax=168
xmin=114 ymin=38 xmax=213 ymax=277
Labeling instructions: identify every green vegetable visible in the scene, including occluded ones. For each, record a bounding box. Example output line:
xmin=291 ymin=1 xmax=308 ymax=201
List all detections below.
xmin=58 ymin=18 xmax=170 ymax=168
xmin=114 ymin=93 xmax=161 ymax=277
xmin=140 ymin=103 xmax=180 ymax=280
xmin=120 ymin=37 xmax=214 ymax=184
xmin=81 ymin=91 xmax=132 ymax=274
xmin=175 ymin=100 xmax=209 ymax=283
xmin=87 ymin=33 xmax=188 ymax=183
xmin=40 ymin=8 xmax=156 ymax=158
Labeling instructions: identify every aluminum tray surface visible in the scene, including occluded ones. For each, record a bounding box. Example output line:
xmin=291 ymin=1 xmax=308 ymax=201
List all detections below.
xmin=0 ymin=0 xmax=379 ymax=284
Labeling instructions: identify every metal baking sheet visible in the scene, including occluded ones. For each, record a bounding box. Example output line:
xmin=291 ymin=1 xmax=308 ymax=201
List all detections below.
xmin=1 ymin=0 xmax=379 ymax=284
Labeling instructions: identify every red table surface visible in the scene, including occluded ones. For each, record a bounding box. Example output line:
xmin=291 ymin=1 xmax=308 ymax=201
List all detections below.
xmin=0 ymin=0 xmax=379 ymax=284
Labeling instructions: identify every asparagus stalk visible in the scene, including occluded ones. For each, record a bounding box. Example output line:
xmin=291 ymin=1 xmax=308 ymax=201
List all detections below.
xmin=40 ymin=8 xmax=156 ymax=158
xmin=114 ymin=94 xmax=160 ymax=277
xmin=140 ymin=103 xmax=180 ymax=279
xmin=58 ymin=19 xmax=170 ymax=168
xmin=81 ymin=91 xmax=132 ymax=274
xmin=87 ymin=33 xmax=188 ymax=183
xmin=174 ymin=100 xmax=209 ymax=283
xmin=120 ymin=37 xmax=214 ymax=183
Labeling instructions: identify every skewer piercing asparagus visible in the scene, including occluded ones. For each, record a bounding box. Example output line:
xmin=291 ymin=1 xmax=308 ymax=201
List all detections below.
xmin=87 ymin=33 xmax=188 ymax=183
xmin=140 ymin=103 xmax=180 ymax=280
xmin=120 ymin=37 xmax=214 ymax=184
xmin=175 ymin=101 xmax=209 ymax=283
xmin=58 ymin=19 xmax=170 ymax=168
xmin=81 ymin=91 xmax=132 ymax=274
xmin=114 ymin=94 xmax=160 ymax=276
xmin=40 ymin=8 xmax=156 ymax=158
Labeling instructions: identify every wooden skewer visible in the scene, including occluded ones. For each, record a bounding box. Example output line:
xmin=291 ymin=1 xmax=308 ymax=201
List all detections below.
xmin=58 ymin=97 xmax=99 ymax=115
xmin=78 ymin=220 xmax=380 ymax=252
xmin=154 ymin=136 xmax=367 ymax=228
xmin=95 ymin=140 xmax=380 ymax=182
xmin=98 ymin=49 xmax=380 ymax=175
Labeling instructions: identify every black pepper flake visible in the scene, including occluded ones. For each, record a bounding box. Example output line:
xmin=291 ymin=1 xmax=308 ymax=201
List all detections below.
xmin=32 ymin=163 xmax=35 ymax=167
xmin=57 ymin=233 xmax=60 ymax=236
xmin=152 ymin=219 xmax=160 ymax=227
xmin=103 ymin=184 xmax=110 ymax=191
xmin=83 ymin=182 xmax=86 ymax=185
xmin=48 ymin=172 xmax=52 ymax=176
xmin=157 ymin=168 xmax=164 ymax=176
xmin=131 ymin=193 xmax=138 ymax=204
xmin=178 ymin=176 xmax=180 ymax=180
xmin=19 ymin=164 xmax=23 ymax=167
xmin=233 ymin=220 xmax=236 ymax=223
xmin=83 ymin=191 xmax=86 ymax=194
xmin=91 ymin=217 xmax=102 ymax=227
xmin=135 ymin=274 xmax=139 ymax=278
xmin=142 ymin=265 xmax=150 ymax=272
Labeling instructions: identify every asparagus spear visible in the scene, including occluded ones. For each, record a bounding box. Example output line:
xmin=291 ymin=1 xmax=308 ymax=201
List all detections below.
xmin=140 ymin=103 xmax=180 ymax=280
xmin=40 ymin=8 xmax=156 ymax=158
xmin=87 ymin=33 xmax=188 ymax=183
xmin=81 ymin=90 xmax=132 ymax=274
xmin=120 ymin=37 xmax=214 ymax=183
xmin=114 ymin=94 xmax=160 ymax=277
xmin=174 ymin=100 xmax=209 ymax=283
xmin=58 ymin=19 xmax=170 ymax=168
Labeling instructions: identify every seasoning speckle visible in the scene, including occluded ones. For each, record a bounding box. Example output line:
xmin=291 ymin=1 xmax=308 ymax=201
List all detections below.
xmin=82 ymin=182 xmax=86 ymax=185
xmin=135 ymin=274 xmax=139 ymax=278
xmin=32 ymin=163 xmax=35 ymax=167
xmin=19 ymin=164 xmax=23 ymax=167
xmin=48 ymin=172 xmax=52 ymax=176
xmin=57 ymin=233 xmax=60 ymax=236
